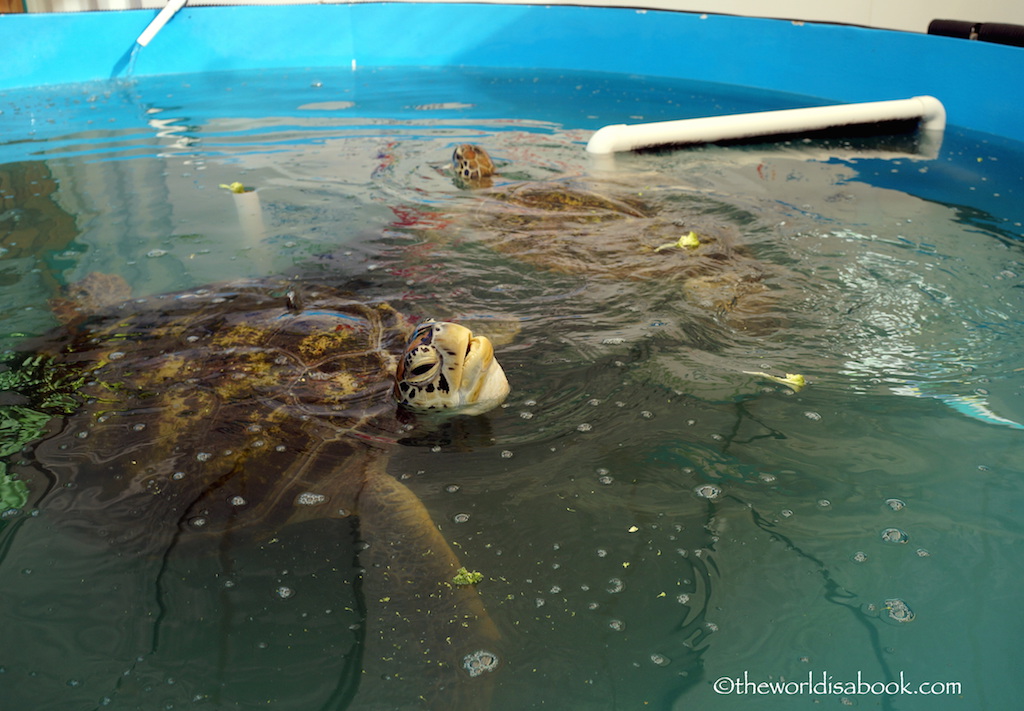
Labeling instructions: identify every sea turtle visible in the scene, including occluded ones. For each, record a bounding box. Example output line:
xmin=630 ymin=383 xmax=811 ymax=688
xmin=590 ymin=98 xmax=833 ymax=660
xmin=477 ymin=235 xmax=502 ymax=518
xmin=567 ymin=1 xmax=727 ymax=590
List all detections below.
xmin=1 ymin=277 xmax=510 ymax=709
xmin=448 ymin=143 xmax=776 ymax=328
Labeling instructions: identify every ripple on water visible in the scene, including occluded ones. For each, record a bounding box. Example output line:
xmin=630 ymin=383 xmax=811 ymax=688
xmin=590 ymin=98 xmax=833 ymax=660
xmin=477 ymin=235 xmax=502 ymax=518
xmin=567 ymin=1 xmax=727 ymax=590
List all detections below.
xmin=884 ymin=598 xmax=915 ymax=623
xmin=880 ymin=527 xmax=909 ymax=544
xmin=463 ymin=650 xmax=500 ymax=677
xmin=694 ymin=484 xmax=722 ymax=500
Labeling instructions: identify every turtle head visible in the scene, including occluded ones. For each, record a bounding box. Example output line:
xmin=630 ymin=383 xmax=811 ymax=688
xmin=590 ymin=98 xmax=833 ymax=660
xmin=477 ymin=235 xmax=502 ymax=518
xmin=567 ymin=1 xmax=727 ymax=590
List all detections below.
xmin=394 ymin=320 xmax=509 ymax=416
xmin=452 ymin=144 xmax=496 ymax=188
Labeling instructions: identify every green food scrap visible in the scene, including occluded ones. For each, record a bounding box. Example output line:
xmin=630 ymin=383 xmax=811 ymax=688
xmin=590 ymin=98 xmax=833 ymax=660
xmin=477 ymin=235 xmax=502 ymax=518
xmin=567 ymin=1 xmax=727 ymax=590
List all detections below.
xmin=744 ymin=371 xmax=807 ymax=392
xmin=219 ymin=182 xmax=249 ymax=194
xmin=452 ymin=567 xmax=484 ymax=586
xmin=654 ymin=231 xmax=701 ymax=253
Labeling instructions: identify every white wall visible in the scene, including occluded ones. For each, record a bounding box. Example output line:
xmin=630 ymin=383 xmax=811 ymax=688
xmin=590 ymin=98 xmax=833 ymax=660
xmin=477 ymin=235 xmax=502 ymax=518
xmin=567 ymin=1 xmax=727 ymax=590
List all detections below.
xmin=575 ymin=0 xmax=1024 ymax=32
xmin=25 ymin=0 xmax=1024 ymax=34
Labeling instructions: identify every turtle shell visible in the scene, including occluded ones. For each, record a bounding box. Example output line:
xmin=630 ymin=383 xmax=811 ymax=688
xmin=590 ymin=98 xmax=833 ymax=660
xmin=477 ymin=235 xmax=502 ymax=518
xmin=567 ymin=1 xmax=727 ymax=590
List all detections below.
xmin=28 ymin=281 xmax=413 ymax=546
xmin=5 ymin=280 xmax=505 ymax=708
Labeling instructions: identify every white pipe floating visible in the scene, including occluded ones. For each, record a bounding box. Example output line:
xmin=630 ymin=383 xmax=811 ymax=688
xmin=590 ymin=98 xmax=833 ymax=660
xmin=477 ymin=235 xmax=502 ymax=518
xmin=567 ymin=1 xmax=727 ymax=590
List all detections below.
xmin=136 ymin=0 xmax=189 ymax=48
xmin=585 ymin=96 xmax=946 ymax=154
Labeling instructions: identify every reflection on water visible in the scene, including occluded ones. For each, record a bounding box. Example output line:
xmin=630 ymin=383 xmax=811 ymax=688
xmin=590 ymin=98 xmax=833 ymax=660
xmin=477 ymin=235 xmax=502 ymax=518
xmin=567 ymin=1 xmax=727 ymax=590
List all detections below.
xmin=0 ymin=68 xmax=1023 ymax=710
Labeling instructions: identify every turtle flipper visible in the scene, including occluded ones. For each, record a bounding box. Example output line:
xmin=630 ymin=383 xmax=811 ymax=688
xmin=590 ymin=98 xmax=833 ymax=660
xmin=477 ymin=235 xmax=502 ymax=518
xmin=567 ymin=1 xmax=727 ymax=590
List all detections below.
xmin=353 ymin=464 xmax=500 ymax=710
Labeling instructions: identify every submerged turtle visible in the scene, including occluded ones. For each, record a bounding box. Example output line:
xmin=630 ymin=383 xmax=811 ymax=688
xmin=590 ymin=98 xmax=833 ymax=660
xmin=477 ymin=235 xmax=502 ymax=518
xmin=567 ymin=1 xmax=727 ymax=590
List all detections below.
xmin=448 ymin=143 xmax=776 ymax=327
xmin=2 ymin=277 xmax=510 ymax=709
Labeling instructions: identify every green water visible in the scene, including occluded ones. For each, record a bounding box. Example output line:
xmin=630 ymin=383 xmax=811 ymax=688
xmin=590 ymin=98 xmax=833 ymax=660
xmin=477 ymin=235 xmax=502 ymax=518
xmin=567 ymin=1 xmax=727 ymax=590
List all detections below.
xmin=1 ymin=67 xmax=1023 ymax=710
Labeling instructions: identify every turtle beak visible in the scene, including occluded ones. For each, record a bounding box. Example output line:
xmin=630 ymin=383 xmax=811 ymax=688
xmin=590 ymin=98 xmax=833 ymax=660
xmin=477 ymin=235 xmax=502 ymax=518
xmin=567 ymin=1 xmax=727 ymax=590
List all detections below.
xmin=457 ymin=333 xmax=509 ymax=415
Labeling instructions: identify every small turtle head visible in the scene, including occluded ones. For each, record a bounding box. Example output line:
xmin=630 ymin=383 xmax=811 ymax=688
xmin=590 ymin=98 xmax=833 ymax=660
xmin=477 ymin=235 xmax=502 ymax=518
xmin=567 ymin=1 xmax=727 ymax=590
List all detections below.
xmin=452 ymin=144 xmax=496 ymax=188
xmin=394 ymin=320 xmax=509 ymax=416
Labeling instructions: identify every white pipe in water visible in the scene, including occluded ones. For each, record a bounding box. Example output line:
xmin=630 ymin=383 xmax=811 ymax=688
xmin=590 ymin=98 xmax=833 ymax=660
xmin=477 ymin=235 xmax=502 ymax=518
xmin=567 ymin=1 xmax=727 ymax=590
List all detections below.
xmin=136 ymin=0 xmax=189 ymax=48
xmin=585 ymin=96 xmax=946 ymax=154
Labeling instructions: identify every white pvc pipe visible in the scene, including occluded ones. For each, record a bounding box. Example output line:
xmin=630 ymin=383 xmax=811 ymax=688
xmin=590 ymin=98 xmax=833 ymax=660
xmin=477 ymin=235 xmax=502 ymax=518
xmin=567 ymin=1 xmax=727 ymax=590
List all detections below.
xmin=585 ymin=95 xmax=946 ymax=154
xmin=136 ymin=0 xmax=189 ymax=48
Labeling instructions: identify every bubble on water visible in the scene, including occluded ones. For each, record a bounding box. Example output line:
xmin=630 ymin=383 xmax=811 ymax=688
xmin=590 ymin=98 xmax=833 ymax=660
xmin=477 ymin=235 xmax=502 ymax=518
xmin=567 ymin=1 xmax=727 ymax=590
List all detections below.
xmin=276 ymin=586 xmax=295 ymax=599
xmin=650 ymin=653 xmax=671 ymax=667
xmin=804 ymin=411 xmax=821 ymax=421
xmin=759 ymin=472 xmax=777 ymax=483
xmin=694 ymin=484 xmax=721 ymax=500
xmin=453 ymin=513 xmax=471 ymax=524
xmin=780 ymin=509 xmax=793 ymax=518
xmin=519 ymin=411 xmax=534 ymax=419
xmin=884 ymin=598 xmax=915 ymax=623
xmin=535 ymin=597 xmax=545 ymax=608
xmin=463 ymin=650 xmax=499 ymax=677
xmin=608 ymin=619 xmax=625 ymax=631
xmin=885 ymin=498 xmax=906 ymax=511
xmin=108 ymin=351 xmax=126 ymax=360
xmin=523 ymin=399 xmax=537 ymax=407
xmin=588 ymin=398 xmax=601 ymax=406
xmin=295 ymin=492 xmax=326 ymax=506
xmin=445 ymin=484 xmax=460 ymax=494
xmin=881 ymin=528 xmax=909 ymax=544
xmin=577 ymin=423 xmax=593 ymax=432
xmin=172 ymin=471 xmax=185 ymax=480
xmin=189 ymin=516 xmax=207 ymax=529
xmin=229 ymin=496 xmax=246 ymax=507
xmin=196 ymin=452 xmax=212 ymax=462
xmin=146 ymin=249 xmax=168 ymax=258
xmin=550 ymin=585 xmax=561 ymax=594
xmin=817 ymin=499 xmax=831 ymax=509
xmin=916 ymin=548 xmax=931 ymax=557
xmin=606 ymin=577 xmax=624 ymax=594
xmin=66 ymin=679 xmax=82 ymax=687
xmin=596 ymin=548 xmax=607 ymax=558
xmin=677 ymin=593 xmax=690 ymax=604
xmin=275 ymin=445 xmax=286 ymax=453
xmin=76 ymin=430 xmax=89 ymax=439
xmin=852 ymin=551 xmax=868 ymax=563
xmin=705 ymin=621 xmax=719 ymax=632
xmin=598 ymin=474 xmax=614 ymax=485
xmin=640 ymin=410 xmax=654 ymax=419
xmin=588 ymin=601 xmax=600 ymax=610
xmin=500 ymin=450 xmax=513 ymax=459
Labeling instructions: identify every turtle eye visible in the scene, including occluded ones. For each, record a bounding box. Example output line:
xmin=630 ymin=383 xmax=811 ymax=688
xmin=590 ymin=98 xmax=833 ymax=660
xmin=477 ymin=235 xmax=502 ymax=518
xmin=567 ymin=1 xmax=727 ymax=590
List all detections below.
xmin=402 ymin=348 xmax=440 ymax=384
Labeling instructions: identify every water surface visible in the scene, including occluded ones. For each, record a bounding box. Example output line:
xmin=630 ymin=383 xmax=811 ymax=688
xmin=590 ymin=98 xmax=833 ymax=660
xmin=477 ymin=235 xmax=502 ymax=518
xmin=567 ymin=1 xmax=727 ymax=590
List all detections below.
xmin=1 ymin=67 xmax=1023 ymax=710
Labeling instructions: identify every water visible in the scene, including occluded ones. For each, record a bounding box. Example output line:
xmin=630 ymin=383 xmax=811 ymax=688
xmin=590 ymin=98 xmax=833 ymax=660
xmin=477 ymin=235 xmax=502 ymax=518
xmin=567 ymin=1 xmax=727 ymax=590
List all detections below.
xmin=1 ymin=67 xmax=1023 ymax=710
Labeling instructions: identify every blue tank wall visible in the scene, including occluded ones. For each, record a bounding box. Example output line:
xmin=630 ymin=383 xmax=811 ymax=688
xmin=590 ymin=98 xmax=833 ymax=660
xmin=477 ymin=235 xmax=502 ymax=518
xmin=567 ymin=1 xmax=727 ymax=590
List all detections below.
xmin=2 ymin=3 xmax=1022 ymax=141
